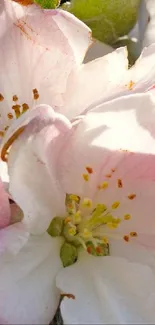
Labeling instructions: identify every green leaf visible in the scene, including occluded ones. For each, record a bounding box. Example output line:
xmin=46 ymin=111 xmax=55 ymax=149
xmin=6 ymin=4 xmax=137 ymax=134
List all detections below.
xmin=62 ymin=0 xmax=140 ymax=44
xmin=34 ymin=0 xmax=60 ymax=9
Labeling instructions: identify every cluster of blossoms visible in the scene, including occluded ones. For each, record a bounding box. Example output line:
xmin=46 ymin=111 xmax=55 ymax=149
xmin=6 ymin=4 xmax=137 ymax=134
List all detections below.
xmin=1 ymin=0 xmax=155 ymax=324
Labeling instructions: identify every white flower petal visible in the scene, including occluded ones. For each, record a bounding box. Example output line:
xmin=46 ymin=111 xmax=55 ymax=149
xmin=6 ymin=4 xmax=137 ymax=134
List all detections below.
xmin=63 ymin=47 xmax=128 ymax=119
xmin=7 ymin=105 xmax=71 ymax=234
xmin=0 ymin=227 xmax=62 ymax=324
xmin=0 ymin=0 xmax=91 ymax=131
xmin=55 ymin=93 xmax=155 ymax=249
xmin=57 ymin=253 xmax=155 ymax=324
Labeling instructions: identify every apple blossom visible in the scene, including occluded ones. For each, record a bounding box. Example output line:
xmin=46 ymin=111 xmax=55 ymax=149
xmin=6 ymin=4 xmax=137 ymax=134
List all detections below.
xmin=1 ymin=91 xmax=155 ymax=323
xmin=2 ymin=0 xmax=155 ymax=136
xmin=0 ymin=0 xmax=129 ymax=138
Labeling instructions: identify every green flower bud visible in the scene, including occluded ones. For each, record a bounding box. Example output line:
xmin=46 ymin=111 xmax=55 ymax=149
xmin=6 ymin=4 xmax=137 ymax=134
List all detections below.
xmin=60 ymin=242 xmax=78 ymax=267
xmin=47 ymin=216 xmax=64 ymax=237
xmin=62 ymin=0 xmax=140 ymax=44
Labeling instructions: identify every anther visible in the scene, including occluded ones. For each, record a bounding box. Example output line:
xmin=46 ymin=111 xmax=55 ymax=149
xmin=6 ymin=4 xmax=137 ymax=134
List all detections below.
xmin=112 ymin=201 xmax=120 ymax=209
xmin=130 ymin=232 xmax=137 ymax=237
xmin=7 ymin=113 xmax=14 ymax=120
xmin=33 ymin=88 xmax=39 ymax=100
xmin=128 ymin=194 xmax=136 ymax=200
xmin=12 ymin=95 xmax=18 ymax=102
xmin=123 ymin=235 xmax=129 ymax=242
xmin=124 ymin=214 xmax=131 ymax=220
xmin=86 ymin=166 xmax=93 ymax=174
xmin=117 ymin=179 xmax=123 ymax=188
xmin=83 ymin=174 xmax=89 ymax=182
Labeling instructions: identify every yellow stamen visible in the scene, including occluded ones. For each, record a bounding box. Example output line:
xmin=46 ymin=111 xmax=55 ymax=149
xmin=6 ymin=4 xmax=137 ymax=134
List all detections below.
xmin=69 ymin=194 xmax=79 ymax=202
xmin=101 ymin=181 xmax=108 ymax=189
xmin=74 ymin=211 xmax=81 ymax=224
xmin=107 ymin=222 xmax=118 ymax=229
xmin=82 ymin=198 xmax=92 ymax=208
xmin=102 ymin=237 xmax=109 ymax=244
xmin=64 ymin=217 xmax=71 ymax=224
xmin=82 ymin=228 xmax=92 ymax=239
xmin=68 ymin=226 xmax=76 ymax=236
xmin=111 ymin=201 xmax=120 ymax=209
xmin=83 ymin=174 xmax=89 ymax=182
xmin=124 ymin=214 xmax=131 ymax=220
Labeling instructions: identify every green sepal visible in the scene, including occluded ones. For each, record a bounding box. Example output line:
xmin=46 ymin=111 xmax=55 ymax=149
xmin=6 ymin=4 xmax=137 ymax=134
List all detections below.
xmin=60 ymin=242 xmax=78 ymax=267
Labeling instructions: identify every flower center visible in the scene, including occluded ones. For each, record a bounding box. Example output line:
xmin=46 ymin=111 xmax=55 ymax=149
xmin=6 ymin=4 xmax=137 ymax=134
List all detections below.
xmin=47 ymin=193 xmax=137 ymax=267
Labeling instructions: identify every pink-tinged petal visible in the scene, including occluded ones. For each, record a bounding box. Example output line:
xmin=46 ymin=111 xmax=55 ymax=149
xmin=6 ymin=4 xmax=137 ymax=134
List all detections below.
xmin=55 ymin=93 xmax=155 ymax=248
xmin=0 ymin=0 xmax=91 ymax=132
xmin=0 ymin=224 xmax=62 ymax=324
xmin=62 ymin=47 xmax=128 ymax=119
xmin=57 ymin=253 xmax=155 ymax=324
xmin=0 ymin=161 xmax=9 ymax=191
xmin=83 ymin=43 xmax=155 ymax=113
xmin=6 ymin=105 xmax=71 ymax=234
xmin=0 ymin=178 xmax=10 ymax=228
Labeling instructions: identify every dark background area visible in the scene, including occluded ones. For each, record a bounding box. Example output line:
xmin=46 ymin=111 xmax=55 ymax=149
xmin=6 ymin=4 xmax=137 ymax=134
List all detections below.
xmin=60 ymin=0 xmax=69 ymax=3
